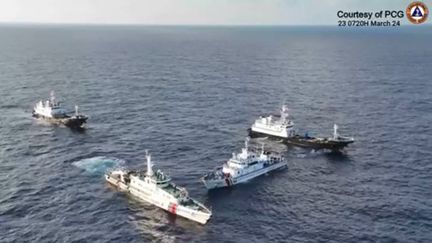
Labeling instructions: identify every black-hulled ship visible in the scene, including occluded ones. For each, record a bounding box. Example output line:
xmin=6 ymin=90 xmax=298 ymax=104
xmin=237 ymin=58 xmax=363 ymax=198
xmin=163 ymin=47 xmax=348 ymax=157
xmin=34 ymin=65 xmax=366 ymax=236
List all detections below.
xmin=248 ymin=104 xmax=354 ymax=151
xmin=286 ymin=124 xmax=354 ymax=150
xmin=32 ymin=91 xmax=88 ymax=128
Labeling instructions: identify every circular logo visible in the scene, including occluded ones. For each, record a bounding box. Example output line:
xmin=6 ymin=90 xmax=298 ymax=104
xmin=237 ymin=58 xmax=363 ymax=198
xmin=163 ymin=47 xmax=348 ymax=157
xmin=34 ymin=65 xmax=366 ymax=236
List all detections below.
xmin=406 ymin=1 xmax=429 ymax=24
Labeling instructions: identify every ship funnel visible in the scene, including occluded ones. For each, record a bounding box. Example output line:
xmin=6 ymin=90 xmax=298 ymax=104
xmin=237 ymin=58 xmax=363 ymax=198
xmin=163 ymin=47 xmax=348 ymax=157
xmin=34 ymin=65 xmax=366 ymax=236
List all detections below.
xmin=145 ymin=150 xmax=153 ymax=176
xmin=333 ymin=124 xmax=339 ymax=139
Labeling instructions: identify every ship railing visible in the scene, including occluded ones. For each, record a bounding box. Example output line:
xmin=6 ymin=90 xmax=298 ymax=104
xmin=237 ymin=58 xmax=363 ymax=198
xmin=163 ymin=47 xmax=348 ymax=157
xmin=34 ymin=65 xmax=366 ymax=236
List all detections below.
xmin=105 ymin=167 xmax=131 ymax=177
xmin=203 ymin=168 xmax=225 ymax=180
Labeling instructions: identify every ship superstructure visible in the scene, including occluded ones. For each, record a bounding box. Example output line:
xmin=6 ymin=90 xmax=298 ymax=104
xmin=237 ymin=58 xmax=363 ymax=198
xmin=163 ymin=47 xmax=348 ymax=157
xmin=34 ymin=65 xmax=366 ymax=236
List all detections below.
xmin=250 ymin=104 xmax=295 ymax=139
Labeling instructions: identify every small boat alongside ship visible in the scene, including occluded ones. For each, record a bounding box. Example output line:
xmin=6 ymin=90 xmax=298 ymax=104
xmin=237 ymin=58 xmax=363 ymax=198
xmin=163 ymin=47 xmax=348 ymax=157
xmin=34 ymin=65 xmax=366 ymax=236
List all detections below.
xmin=32 ymin=91 xmax=87 ymax=128
xmin=201 ymin=138 xmax=287 ymax=190
xmin=248 ymin=104 xmax=354 ymax=151
xmin=105 ymin=151 xmax=212 ymax=225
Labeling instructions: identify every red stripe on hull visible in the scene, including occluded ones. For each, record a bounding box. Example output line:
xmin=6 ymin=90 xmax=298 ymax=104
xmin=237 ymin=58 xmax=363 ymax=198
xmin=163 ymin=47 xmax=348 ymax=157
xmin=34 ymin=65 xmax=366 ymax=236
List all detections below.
xmin=169 ymin=203 xmax=177 ymax=214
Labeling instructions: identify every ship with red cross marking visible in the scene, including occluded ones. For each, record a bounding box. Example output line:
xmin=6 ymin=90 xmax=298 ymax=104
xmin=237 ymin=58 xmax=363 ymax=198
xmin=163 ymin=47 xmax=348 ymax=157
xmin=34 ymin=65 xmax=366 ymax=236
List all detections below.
xmin=105 ymin=151 xmax=212 ymax=224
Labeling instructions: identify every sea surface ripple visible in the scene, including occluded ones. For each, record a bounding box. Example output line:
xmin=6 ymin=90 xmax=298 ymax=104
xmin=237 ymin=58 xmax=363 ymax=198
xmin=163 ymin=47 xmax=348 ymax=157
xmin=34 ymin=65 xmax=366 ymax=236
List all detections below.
xmin=0 ymin=25 xmax=431 ymax=242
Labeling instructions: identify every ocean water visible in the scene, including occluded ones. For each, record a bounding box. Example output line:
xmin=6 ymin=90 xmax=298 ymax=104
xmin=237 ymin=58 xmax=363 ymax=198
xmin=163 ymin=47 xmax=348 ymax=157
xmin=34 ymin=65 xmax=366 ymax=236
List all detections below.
xmin=0 ymin=25 xmax=431 ymax=242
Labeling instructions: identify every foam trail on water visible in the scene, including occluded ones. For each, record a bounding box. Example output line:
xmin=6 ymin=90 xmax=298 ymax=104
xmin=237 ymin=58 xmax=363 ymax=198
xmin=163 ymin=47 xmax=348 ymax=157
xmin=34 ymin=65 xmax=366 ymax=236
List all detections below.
xmin=73 ymin=156 xmax=125 ymax=175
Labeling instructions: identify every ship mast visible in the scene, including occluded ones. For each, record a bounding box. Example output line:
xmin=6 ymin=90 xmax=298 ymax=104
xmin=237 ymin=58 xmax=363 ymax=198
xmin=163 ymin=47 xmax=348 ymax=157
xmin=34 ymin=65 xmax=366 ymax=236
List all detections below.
xmin=244 ymin=137 xmax=249 ymax=152
xmin=50 ymin=91 xmax=56 ymax=106
xmin=146 ymin=150 xmax=153 ymax=176
xmin=280 ymin=104 xmax=289 ymax=123
xmin=333 ymin=124 xmax=339 ymax=139
xmin=241 ymin=137 xmax=250 ymax=157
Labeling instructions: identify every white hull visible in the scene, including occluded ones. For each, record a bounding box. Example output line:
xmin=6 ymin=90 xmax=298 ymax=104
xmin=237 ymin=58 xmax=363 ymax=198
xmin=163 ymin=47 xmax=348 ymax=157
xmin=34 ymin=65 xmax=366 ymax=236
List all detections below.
xmin=202 ymin=162 xmax=287 ymax=190
xmin=106 ymin=175 xmax=211 ymax=225
xmin=251 ymin=125 xmax=288 ymax=139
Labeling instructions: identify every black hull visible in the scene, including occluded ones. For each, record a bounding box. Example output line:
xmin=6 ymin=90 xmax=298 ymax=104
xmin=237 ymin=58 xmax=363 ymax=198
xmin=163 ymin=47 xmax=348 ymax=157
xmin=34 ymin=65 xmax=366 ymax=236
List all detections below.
xmin=33 ymin=112 xmax=87 ymax=128
xmin=63 ymin=117 xmax=88 ymax=128
xmin=248 ymin=129 xmax=353 ymax=151
xmin=286 ymin=136 xmax=353 ymax=151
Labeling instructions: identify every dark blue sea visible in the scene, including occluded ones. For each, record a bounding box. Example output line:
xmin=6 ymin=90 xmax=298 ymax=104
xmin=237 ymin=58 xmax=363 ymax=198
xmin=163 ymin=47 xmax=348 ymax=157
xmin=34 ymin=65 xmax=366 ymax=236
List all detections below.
xmin=0 ymin=25 xmax=431 ymax=243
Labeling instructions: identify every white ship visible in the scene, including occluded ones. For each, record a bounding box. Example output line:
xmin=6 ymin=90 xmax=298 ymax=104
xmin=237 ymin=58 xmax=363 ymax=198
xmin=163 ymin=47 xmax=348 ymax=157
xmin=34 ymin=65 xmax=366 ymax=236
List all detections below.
xmin=105 ymin=151 xmax=212 ymax=225
xmin=249 ymin=104 xmax=295 ymax=139
xmin=248 ymin=104 xmax=354 ymax=151
xmin=201 ymin=138 xmax=287 ymax=190
xmin=32 ymin=91 xmax=87 ymax=128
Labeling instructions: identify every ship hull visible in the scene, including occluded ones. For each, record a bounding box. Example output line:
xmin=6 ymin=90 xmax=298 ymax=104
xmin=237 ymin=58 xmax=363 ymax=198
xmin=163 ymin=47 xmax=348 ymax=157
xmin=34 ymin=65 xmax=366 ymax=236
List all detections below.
xmin=248 ymin=128 xmax=353 ymax=151
xmin=248 ymin=128 xmax=286 ymax=139
xmin=33 ymin=112 xmax=87 ymax=128
xmin=202 ymin=162 xmax=287 ymax=190
xmin=286 ymin=136 xmax=353 ymax=151
xmin=105 ymin=175 xmax=211 ymax=225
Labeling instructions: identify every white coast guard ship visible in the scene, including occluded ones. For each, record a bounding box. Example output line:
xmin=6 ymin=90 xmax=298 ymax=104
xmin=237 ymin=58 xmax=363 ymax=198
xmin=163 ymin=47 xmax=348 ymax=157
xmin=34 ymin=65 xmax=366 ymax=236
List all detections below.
xmin=32 ymin=91 xmax=87 ymax=128
xmin=105 ymin=151 xmax=212 ymax=225
xmin=201 ymin=138 xmax=287 ymax=190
